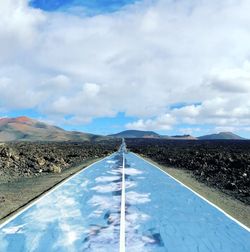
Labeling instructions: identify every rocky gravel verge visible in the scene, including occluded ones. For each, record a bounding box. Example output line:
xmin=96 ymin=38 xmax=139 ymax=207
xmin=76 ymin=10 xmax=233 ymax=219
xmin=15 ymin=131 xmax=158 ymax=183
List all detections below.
xmin=0 ymin=140 xmax=120 ymax=183
xmin=126 ymin=138 xmax=250 ymax=204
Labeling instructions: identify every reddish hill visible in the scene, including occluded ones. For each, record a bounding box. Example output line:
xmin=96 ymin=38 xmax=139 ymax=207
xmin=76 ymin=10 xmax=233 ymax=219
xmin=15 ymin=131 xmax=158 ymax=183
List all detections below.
xmin=0 ymin=116 xmax=98 ymax=142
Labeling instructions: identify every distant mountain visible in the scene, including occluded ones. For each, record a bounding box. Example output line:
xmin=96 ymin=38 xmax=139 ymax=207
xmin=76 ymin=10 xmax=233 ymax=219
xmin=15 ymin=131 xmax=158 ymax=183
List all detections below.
xmin=110 ymin=130 xmax=245 ymax=140
xmin=169 ymin=134 xmax=197 ymax=140
xmin=198 ymin=132 xmax=245 ymax=140
xmin=110 ymin=130 xmax=197 ymax=140
xmin=109 ymin=130 xmax=160 ymax=138
xmin=0 ymin=116 xmax=99 ymax=142
xmin=1 ymin=118 xmax=246 ymax=142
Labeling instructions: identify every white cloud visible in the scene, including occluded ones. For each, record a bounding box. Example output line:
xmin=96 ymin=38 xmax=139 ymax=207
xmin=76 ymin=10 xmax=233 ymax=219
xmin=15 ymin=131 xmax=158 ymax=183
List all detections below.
xmin=173 ymin=95 xmax=250 ymax=126
xmin=45 ymin=75 xmax=71 ymax=90
xmin=206 ymin=62 xmax=250 ymax=93
xmin=82 ymin=83 xmax=100 ymax=97
xmin=127 ymin=93 xmax=250 ymax=133
xmin=173 ymin=105 xmax=201 ymax=118
xmin=0 ymin=0 xmax=45 ymax=63
xmin=126 ymin=114 xmax=176 ymax=131
xmin=0 ymin=0 xmax=250 ymax=130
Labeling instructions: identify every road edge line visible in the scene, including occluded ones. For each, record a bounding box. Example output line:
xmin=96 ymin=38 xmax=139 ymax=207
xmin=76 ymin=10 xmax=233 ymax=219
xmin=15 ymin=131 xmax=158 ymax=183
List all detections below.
xmin=132 ymin=152 xmax=250 ymax=232
xmin=0 ymin=154 xmax=114 ymax=229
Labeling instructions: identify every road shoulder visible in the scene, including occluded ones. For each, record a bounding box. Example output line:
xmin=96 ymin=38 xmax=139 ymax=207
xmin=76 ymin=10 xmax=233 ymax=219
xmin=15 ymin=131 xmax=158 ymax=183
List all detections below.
xmin=139 ymin=154 xmax=250 ymax=228
xmin=0 ymin=157 xmax=101 ymax=225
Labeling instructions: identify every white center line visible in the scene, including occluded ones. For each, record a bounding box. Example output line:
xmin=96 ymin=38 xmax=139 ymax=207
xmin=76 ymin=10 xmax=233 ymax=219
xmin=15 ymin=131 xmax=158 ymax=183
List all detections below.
xmin=119 ymin=151 xmax=126 ymax=252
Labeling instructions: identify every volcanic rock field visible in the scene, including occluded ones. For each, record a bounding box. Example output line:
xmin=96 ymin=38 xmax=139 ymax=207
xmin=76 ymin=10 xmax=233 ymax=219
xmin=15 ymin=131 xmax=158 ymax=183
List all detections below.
xmin=0 ymin=140 xmax=120 ymax=183
xmin=126 ymin=139 xmax=250 ymax=205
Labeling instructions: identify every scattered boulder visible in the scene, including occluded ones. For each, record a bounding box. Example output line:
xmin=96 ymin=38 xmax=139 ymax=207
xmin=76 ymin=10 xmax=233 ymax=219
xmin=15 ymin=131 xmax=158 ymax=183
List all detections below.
xmin=36 ymin=157 xmax=46 ymax=166
xmin=49 ymin=164 xmax=61 ymax=173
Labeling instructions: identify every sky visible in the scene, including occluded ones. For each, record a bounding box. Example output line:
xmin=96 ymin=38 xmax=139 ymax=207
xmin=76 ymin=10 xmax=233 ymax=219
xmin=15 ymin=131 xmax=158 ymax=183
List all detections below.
xmin=0 ymin=0 xmax=250 ymax=137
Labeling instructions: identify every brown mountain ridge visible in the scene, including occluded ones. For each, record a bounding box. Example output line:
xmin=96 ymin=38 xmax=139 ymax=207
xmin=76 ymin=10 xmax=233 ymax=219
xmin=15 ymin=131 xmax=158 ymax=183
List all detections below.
xmin=0 ymin=116 xmax=98 ymax=142
xmin=0 ymin=116 xmax=246 ymax=141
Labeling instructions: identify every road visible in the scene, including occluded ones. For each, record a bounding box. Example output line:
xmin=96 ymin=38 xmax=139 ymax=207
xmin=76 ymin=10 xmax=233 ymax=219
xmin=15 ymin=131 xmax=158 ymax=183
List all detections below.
xmin=0 ymin=142 xmax=249 ymax=251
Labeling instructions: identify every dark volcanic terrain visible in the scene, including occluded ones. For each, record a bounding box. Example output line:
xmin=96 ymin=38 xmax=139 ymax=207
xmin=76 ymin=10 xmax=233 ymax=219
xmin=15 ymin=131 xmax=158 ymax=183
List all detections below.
xmin=126 ymin=138 xmax=250 ymax=204
xmin=0 ymin=140 xmax=120 ymax=183
xmin=0 ymin=140 xmax=120 ymax=221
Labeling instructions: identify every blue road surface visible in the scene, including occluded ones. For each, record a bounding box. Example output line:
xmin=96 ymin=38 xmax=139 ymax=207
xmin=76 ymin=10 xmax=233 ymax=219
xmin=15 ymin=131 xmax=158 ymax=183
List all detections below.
xmin=0 ymin=143 xmax=249 ymax=251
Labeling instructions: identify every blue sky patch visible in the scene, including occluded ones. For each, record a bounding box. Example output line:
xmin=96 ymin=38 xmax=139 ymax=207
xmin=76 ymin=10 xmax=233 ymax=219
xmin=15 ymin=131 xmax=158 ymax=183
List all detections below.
xmin=169 ymin=102 xmax=202 ymax=110
xmin=63 ymin=112 xmax=137 ymax=135
xmin=29 ymin=0 xmax=140 ymax=15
